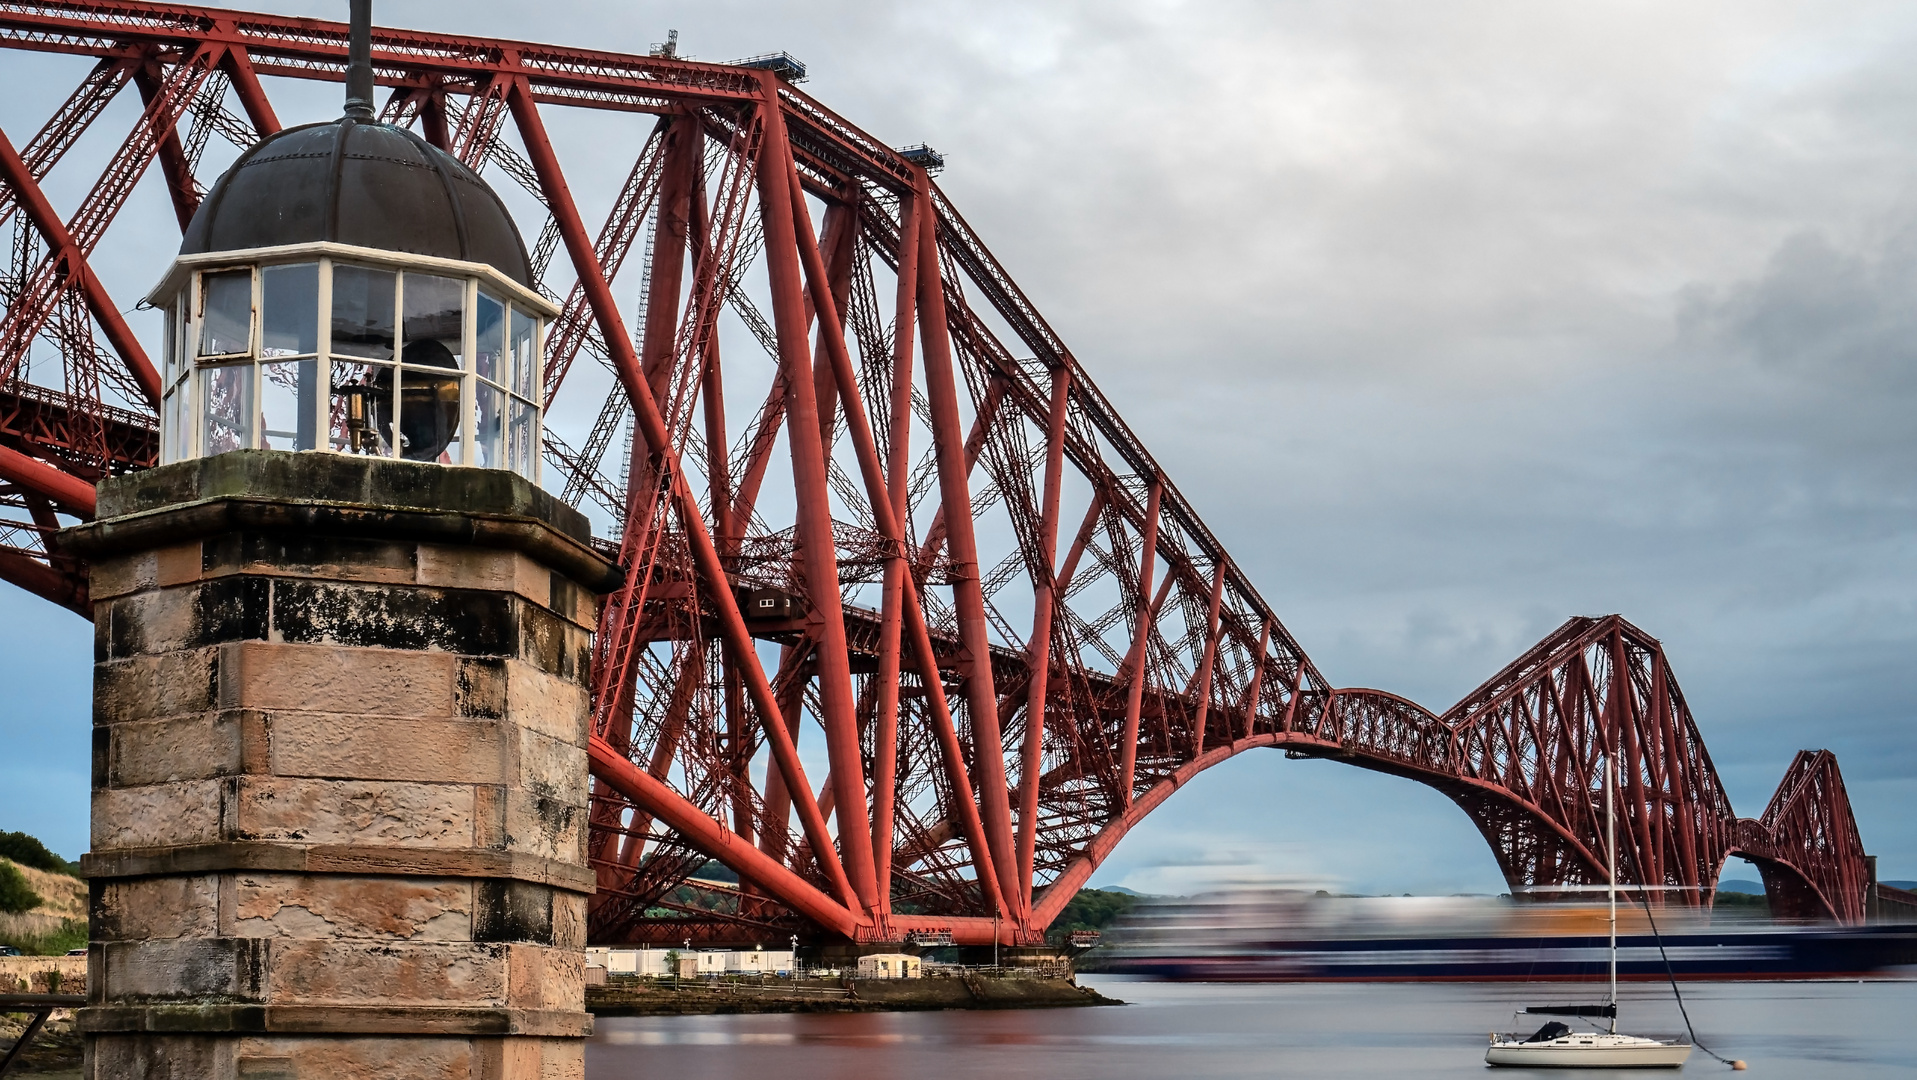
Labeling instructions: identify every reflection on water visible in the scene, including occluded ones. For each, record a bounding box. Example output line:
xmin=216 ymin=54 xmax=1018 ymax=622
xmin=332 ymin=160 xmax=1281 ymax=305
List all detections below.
xmin=587 ymin=978 xmax=1915 ymax=1078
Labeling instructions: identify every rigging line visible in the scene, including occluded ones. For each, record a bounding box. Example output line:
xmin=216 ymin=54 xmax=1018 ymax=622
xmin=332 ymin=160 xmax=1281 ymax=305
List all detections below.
xmin=1617 ymin=853 xmax=1746 ymax=1069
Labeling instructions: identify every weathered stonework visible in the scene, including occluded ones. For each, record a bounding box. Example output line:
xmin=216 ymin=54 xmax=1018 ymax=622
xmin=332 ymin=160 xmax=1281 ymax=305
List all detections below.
xmin=63 ymin=451 xmax=614 ymax=1080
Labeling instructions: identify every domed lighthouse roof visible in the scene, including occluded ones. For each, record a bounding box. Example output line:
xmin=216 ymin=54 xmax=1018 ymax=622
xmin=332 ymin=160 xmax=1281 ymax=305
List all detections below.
xmin=166 ymin=0 xmax=532 ymax=287
xmin=178 ymin=118 xmax=533 ymax=288
xmin=148 ymin=0 xmax=553 ymax=478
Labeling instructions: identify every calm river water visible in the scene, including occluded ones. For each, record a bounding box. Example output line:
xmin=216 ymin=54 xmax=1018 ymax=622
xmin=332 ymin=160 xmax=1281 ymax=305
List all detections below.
xmin=586 ymin=976 xmax=1914 ymax=1078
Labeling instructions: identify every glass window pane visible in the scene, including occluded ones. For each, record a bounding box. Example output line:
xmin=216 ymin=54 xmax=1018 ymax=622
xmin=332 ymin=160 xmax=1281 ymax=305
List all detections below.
xmin=201 ymin=363 xmax=253 ymax=454
xmin=261 ymin=359 xmax=318 ymax=451
xmin=198 ymin=270 xmax=251 ymax=356
xmin=397 ymin=367 xmax=463 ymax=462
xmin=402 ymin=273 xmax=464 ymax=367
xmin=474 ymin=382 xmax=504 ymax=469
xmin=329 ymin=360 xmax=393 ymax=456
xmin=163 ymin=387 xmax=185 ymax=463
xmin=330 ymin=265 xmax=395 ymax=360
xmin=510 ymin=309 xmax=537 ymax=398
xmin=476 ymin=292 xmax=505 ymax=384
xmin=172 ymin=296 xmax=188 ymax=382
xmin=164 ymin=309 xmax=179 ymax=385
xmin=508 ymin=397 xmax=536 ymax=478
xmin=177 ymin=383 xmax=195 ymax=462
xmin=261 ymin=263 xmax=319 ymax=357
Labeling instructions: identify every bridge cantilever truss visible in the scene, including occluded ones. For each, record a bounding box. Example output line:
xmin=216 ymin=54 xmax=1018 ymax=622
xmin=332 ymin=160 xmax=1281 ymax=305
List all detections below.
xmin=0 ymin=1 xmax=1875 ymax=945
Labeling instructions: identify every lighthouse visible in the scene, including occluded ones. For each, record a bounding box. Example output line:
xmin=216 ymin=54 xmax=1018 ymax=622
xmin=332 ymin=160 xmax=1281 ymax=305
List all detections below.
xmin=62 ymin=3 xmax=611 ymax=1076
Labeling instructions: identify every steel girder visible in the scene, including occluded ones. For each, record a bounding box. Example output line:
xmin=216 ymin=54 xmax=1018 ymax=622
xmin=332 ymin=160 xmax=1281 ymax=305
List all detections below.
xmin=0 ymin=3 xmax=1874 ymax=945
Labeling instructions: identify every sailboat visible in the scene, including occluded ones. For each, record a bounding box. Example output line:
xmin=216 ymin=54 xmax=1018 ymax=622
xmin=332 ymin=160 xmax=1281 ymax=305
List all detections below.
xmin=1486 ymin=757 xmax=1694 ymax=1069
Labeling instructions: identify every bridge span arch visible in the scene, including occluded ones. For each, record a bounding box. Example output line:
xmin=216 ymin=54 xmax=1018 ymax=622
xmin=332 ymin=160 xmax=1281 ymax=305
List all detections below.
xmin=1027 ymin=617 xmax=1870 ymax=931
xmin=590 ymin=612 xmax=1873 ymax=944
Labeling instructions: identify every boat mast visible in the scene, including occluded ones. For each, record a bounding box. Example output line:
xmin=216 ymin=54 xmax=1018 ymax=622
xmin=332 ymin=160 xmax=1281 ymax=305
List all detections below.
xmin=1607 ymin=754 xmax=1618 ymax=1034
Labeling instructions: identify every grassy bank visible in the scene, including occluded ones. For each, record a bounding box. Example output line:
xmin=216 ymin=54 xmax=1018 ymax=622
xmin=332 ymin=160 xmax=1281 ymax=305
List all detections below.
xmin=0 ymin=856 xmax=87 ymax=957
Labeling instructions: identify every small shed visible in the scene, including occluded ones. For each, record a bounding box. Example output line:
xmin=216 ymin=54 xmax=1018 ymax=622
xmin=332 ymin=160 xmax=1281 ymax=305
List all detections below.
xmin=855 ymin=953 xmax=922 ymax=979
xmin=726 ymin=948 xmax=795 ymax=974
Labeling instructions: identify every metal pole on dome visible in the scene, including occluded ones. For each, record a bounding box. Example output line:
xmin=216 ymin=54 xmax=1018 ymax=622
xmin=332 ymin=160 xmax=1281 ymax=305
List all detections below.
xmin=344 ymin=0 xmax=375 ymax=119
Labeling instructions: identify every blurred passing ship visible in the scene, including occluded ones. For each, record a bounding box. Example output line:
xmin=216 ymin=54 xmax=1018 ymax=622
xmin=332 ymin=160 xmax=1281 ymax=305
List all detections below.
xmin=1099 ymin=891 xmax=1917 ymax=981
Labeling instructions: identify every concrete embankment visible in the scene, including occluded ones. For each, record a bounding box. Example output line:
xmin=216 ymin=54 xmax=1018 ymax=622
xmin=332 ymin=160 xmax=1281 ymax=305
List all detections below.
xmin=587 ymin=975 xmax=1121 ymax=1016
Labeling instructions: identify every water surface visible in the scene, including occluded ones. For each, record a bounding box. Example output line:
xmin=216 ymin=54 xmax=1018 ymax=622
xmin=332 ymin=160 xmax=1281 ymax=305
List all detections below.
xmin=587 ymin=976 xmax=1913 ymax=1078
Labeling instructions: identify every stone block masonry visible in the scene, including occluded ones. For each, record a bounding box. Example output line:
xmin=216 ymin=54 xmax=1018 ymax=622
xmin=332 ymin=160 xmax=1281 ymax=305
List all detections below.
xmin=61 ymin=451 xmax=618 ymax=1080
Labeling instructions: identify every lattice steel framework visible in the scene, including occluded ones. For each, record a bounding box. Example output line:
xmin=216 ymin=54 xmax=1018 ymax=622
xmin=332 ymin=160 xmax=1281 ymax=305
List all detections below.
xmin=0 ymin=1 xmax=1874 ymax=945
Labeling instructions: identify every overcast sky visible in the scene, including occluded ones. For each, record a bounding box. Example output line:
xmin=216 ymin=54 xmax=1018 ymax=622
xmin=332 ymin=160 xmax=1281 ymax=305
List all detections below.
xmin=3 ymin=0 xmax=1914 ymax=896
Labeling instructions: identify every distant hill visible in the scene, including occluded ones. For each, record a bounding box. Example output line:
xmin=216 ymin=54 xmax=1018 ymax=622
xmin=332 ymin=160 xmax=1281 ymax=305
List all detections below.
xmin=1095 ymin=885 xmax=1148 ymax=896
xmin=690 ymin=859 xmax=740 ymax=884
xmin=1720 ymin=877 xmax=1917 ymax=895
xmin=1047 ymin=887 xmax=1142 ymax=947
xmin=0 ymin=856 xmax=86 ymax=955
xmin=0 ymin=831 xmax=80 ymax=877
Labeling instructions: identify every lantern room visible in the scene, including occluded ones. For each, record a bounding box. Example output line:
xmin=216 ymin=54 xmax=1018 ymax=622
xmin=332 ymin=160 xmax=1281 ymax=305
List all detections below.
xmin=145 ymin=89 xmax=555 ymax=478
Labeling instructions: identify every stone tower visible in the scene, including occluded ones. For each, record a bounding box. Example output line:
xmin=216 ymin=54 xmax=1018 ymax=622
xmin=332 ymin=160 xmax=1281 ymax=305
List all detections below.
xmin=60 ymin=5 xmax=613 ymax=1076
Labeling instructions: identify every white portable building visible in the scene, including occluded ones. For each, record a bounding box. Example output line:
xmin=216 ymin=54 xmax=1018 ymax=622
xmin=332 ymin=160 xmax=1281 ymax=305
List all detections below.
xmin=725 ymin=949 xmax=795 ymax=974
xmin=855 ymin=953 xmax=922 ymax=979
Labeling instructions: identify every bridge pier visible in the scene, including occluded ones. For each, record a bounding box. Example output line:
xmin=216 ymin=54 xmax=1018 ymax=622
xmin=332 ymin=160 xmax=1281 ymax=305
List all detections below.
xmin=65 ymin=451 xmax=615 ymax=1080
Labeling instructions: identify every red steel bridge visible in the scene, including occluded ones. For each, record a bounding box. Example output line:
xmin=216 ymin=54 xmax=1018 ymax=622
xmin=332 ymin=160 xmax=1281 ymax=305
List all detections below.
xmin=0 ymin=2 xmax=1874 ymax=945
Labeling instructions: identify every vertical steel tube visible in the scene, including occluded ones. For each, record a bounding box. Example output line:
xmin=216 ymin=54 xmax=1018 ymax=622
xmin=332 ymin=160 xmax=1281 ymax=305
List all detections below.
xmin=788 ymin=158 xmax=1005 ymax=921
xmin=1656 ymin=649 xmax=1700 ymax=902
xmin=914 ymin=172 xmax=1023 ymax=918
xmin=637 ymin=109 xmax=700 ymax=405
xmin=1608 ymin=629 xmax=1655 ymax=902
xmin=1016 ymin=365 xmax=1071 ymax=907
xmin=1240 ymin=619 xmax=1271 ymax=740
xmin=1189 ymin=564 xmax=1226 ymax=757
xmin=899 ymin=575 xmax=1009 ymax=919
xmin=870 ymin=190 xmax=921 ymax=913
xmin=809 ymin=204 xmax=857 ymax=459
xmin=687 ymin=179 xmax=756 ymax=850
xmin=1119 ymin=481 xmax=1163 ymax=805
xmin=1279 ymin=658 xmax=1304 ymax=733
xmin=755 ymin=85 xmax=880 ymax=912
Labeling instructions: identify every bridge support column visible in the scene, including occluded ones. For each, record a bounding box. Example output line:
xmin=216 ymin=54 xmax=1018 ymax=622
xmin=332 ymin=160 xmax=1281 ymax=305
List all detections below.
xmin=64 ymin=451 xmax=615 ymax=1080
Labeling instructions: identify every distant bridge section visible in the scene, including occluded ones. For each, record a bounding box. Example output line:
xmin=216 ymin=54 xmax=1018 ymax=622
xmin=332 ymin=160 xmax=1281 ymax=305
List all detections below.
xmin=1315 ymin=617 xmax=1867 ymax=924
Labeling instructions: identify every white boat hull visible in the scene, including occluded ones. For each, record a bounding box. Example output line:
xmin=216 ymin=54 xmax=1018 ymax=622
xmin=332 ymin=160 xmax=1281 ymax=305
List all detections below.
xmin=1487 ymin=1033 xmax=1693 ymax=1068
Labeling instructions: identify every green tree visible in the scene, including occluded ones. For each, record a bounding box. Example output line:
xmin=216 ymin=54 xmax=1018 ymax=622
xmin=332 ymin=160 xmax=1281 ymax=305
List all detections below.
xmin=0 ymin=859 xmax=43 ymax=914
xmin=1045 ymin=888 xmax=1140 ymax=946
xmin=0 ymin=831 xmax=73 ymax=875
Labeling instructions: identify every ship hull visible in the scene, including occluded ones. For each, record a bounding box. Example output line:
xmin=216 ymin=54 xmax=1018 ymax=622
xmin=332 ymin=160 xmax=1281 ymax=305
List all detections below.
xmin=1108 ymin=926 xmax=1917 ymax=982
xmin=1486 ymin=1037 xmax=1692 ymax=1068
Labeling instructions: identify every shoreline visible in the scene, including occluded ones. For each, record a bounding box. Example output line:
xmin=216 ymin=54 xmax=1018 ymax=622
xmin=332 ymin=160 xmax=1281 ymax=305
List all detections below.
xmin=586 ymin=975 xmax=1123 ymax=1016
